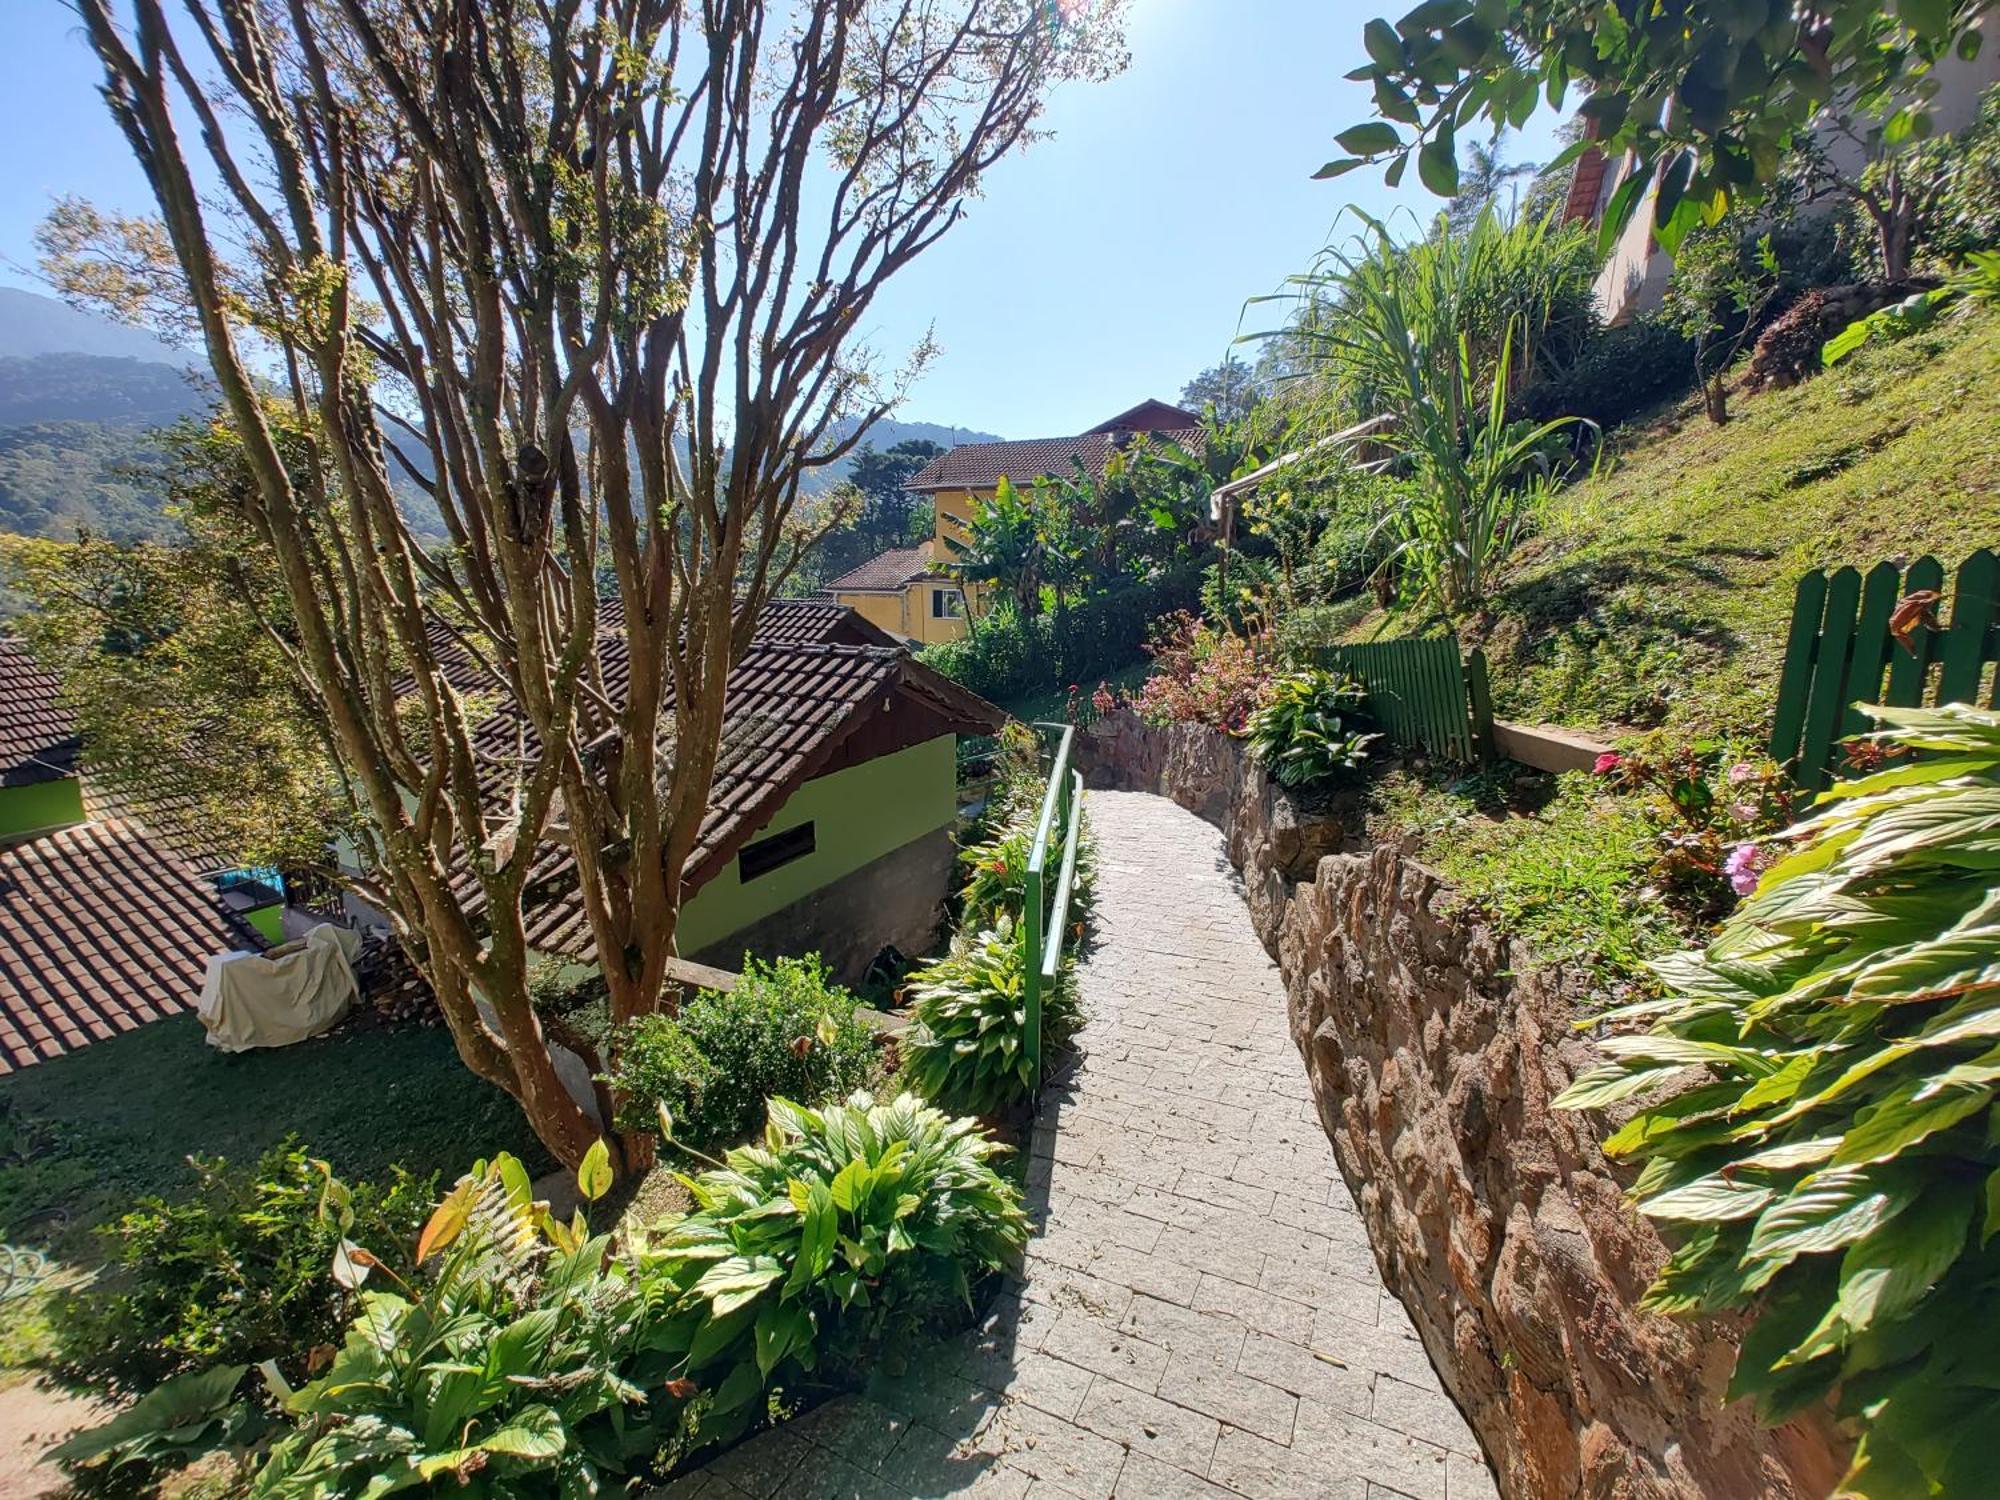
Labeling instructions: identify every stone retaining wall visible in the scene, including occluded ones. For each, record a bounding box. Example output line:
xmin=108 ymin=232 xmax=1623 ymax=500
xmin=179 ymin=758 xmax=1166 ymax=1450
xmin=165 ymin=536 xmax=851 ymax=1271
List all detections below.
xmin=1079 ymin=710 xmax=1843 ymax=1500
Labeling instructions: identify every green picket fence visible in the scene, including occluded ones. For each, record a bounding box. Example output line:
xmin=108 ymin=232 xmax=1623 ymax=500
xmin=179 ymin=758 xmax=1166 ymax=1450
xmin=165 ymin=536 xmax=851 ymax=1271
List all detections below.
xmin=1020 ymin=723 xmax=1085 ymax=1094
xmin=1309 ymin=636 xmax=1495 ymax=764
xmin=1770 ymin=548 xmax=2000 ymax=790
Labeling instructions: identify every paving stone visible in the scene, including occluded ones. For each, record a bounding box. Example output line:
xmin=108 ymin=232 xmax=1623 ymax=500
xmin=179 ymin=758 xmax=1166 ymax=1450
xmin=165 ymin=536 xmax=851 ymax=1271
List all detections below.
xmin=1116 ymin=1294 xmax=1250 ymax=1369
xmin=1190 ymin=1274 xmax=1317 ymax=1346
xmin=1208 ymin=1425 xmax=1369 ymax=1500
xmin=1235 ymin=1328 xmax=1375 ymax=1417
xmin=873 ymin=1421 xmax=1035 ymax=1499
xmin=1156 ymin=1353 xmax=1299 ymax=1444
xmin=1447 ymin=1451 xmax=1502 ymax=1500
xmin=1110 ymin=1449 xmax=1238 ymax=1498
xmin=1370 ymin=1377 xmax=1481 ymax=1458
xmin=698 ymin=1424 xmax=809 ymax=1498
xmin=981 ymin=1400 xmax=1130 ymax=1500
xmin=1291 ymin=1401 xmax=1452 ymax=1500
xmin=665 ymin=792 xmax=1502 ymax=1500
xmin=1073 ymin=1377 xmax=1224 ymax=1476
xmin=1039 ymin=1307 xmax=1171 ymax=1393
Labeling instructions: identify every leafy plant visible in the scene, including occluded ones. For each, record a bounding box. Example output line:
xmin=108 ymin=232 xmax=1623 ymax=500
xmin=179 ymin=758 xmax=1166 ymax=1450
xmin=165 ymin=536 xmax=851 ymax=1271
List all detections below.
xmin=53 ymin=1142 xmax=432 ymax=1393
xmin=1131 ymin=610 xmax=1271 ymax=732
xmin=1273 ymin=210 xmax=1595 ymax=618
xmin=902 ymin=922 xmax=1080 ymax=1116
xmin=640 ymin=1091 xmax=1028 ymax=1453
xmin=1555 ymin=704 xmax=2000 ymax=1496
xmin=48 ymin=1364 xmax=264 ymax=1494
xmin=1823 ymin=252 xmax=2000 ymax=366
xmin=958 ymin=804 xmax=1096 ymax=934
xmin=1593 ymin=744 xmax=1796 ymax=919
xmin=249 ymin=1147 xmax=668 ymax=1498
xmin=609 ymin=955 xmax=876 ymax=1151
xmin=1244 ymin=669 xmax=1377 ymax=788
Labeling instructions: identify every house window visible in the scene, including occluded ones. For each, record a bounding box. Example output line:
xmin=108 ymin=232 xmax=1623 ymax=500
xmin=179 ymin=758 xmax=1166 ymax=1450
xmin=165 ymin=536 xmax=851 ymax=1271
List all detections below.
xmin=931 ymin=587 xmax=964 ymax=619
xmin=739 ymin=821 xmax=815 ymax=881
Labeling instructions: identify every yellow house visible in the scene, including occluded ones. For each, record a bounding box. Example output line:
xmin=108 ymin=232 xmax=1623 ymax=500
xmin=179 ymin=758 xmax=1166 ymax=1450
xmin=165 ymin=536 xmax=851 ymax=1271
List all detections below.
xmin=827 ymin=399 xmax=1204 ymax=645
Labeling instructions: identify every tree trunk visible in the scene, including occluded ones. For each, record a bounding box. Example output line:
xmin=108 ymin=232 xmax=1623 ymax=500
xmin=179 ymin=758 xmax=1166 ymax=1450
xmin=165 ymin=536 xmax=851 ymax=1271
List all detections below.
xmin=1704 ymin=373 xmax=1731 ymax=426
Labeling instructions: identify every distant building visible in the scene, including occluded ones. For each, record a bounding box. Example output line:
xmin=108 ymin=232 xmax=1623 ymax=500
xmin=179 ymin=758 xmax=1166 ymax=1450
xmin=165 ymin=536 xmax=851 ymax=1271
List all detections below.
xmin=828 ymin=400 xmax=1205 ymax=644
xmin=1565 ymin=33 xmax=2000 ymax=325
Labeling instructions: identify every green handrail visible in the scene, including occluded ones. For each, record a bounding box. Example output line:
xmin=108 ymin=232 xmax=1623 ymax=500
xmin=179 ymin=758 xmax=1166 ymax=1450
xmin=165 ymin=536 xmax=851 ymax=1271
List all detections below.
xmin=1020 ymin=722 xmax=1077 ymax=1094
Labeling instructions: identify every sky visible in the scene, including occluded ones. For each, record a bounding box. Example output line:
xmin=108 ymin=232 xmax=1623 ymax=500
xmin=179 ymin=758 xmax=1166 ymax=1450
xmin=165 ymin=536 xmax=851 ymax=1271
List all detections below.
xmin=0 ymin=1 xmax=1567 ymax=441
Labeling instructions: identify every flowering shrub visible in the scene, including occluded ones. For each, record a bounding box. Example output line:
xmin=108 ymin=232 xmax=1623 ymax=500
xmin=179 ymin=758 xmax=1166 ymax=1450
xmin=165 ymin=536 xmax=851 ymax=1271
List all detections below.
xmin=1129 ymin=611 xmax=1271 ymax=732
xmin=1594 ymin=742 xmax=1794 ymax=916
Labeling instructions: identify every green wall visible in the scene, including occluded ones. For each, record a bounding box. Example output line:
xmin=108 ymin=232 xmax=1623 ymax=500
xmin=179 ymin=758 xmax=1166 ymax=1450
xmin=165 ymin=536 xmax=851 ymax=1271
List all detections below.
xmin=676 ymin=734 xmax=957 ymax=955
xmin=0 ymin=777 xmax=85 ymax=841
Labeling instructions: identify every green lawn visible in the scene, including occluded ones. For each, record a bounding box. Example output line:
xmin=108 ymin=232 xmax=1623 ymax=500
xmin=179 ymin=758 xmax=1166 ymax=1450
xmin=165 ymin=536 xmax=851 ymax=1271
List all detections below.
xmin=0 ymin=1015 xmax=545 ymax=1255
xmin=1350 ymin=306 xmax=2000 ymax=746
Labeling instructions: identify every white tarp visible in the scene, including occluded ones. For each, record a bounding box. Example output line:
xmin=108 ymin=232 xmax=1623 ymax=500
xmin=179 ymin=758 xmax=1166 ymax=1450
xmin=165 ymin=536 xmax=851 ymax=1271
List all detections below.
xmin=198 ymin=923 xmax=361 ymax=1053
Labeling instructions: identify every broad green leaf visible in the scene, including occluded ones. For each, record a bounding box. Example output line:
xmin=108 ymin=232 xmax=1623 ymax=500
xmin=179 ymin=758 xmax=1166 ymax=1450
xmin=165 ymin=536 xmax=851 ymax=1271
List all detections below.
xmin=576 ymin=1138 xmax=614 ymax=1204
xmin=1831 ymin=1193 xmax=1969 ymax=1335
xmin=1335 ymin=122 xmax=1402 ymax=157
xmin=416 ymin=1182 xmax=473 ymax=1265
xmin=1639 ymin=1173 xmax=1773 ymax=1222
xmin=1831 ymin=1074 xmax=1994 ymax=1168
xmin=1745 ymin=1167 xmax=1915 ymax=1267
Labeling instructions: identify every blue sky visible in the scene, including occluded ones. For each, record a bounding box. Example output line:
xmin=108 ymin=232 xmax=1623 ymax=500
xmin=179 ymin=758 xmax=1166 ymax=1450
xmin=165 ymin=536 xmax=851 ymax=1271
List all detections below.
xmin=0 ymin=1 xmax=1565 ymax=440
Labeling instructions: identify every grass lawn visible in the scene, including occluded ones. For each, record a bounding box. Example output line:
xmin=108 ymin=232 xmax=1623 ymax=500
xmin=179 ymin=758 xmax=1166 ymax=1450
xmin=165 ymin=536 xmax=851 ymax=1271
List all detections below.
xmin=1348 ymin=306 xmax=2000 ymax=746
xmin=0 ymin=1015 xmax=547 ymax=1257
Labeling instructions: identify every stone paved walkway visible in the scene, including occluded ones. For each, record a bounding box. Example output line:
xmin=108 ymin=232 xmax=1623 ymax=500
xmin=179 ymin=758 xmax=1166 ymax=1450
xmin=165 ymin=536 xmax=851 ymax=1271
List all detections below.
xmin=663 ymin=791 xmax=1495 ymax=1500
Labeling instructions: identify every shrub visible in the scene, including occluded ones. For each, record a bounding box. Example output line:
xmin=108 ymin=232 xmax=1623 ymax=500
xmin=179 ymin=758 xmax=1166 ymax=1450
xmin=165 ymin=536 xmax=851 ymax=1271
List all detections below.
xmin=52 ymin=1142 xmax=432 ymax=1394
xmin=1243 ymin=669 xmax=1377 ymax=789
xmin=1129 ymin=611 xmax=1271 ymax=733
xmin=958 ymin=802 xmax=1096 ymax=934
xmin=610 ymin=955 xmax=876 ymax=1150
xmin=919 ymin=571 xmax=1201 ymax=704
xmin=644 ymin=1091 xmax=1028 ymax=1452
xmin=1514 ymin=316 xmax=1697 ymax=433
xmin=251 ymin=1151 xmax=670 ymax=1497
xmin=242 ymin=1094 xmax=1026 ymax=1495
xmin=902 ymin=922 xmax=1080 ymax=1116
xmin=1554 ymin=704 xmax=2000 ymax=1497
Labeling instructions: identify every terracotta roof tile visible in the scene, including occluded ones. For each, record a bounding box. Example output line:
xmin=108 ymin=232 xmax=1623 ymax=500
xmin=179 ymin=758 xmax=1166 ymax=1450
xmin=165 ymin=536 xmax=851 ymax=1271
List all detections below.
xmin=822 ymin=547 xmax=945 ymax=592
xmin=0 ymin=818 xmax=256 ymax=1073
xmin=0 ymin=640 xmax=80 ymax=788
xmin=903 ymin=427 xmax=1204 ymax=493
xmin=458 ymin=632 xmax=1003 ymax=960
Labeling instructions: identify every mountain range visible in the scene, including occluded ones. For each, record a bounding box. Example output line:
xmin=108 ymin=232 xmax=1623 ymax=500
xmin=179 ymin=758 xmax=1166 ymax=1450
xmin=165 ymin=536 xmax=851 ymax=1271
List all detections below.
xmin=0 ymin=287 xmax=995 ymax=542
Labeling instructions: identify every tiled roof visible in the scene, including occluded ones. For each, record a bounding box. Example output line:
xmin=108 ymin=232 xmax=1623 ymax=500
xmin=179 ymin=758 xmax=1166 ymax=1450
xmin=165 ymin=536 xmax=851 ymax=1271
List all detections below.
xmin=460 ymin=635 xmax=1003 ymax=959
xmin=823 ymin=547 xmax=944 ymax=593
xmin=0 ymin=818 xmax=256 ymax=1073
xmin=0 ymin=639 xmax=79 ymax=788
xmin=755 ymin=597 xmax=902 ymax=646
xmin=1085 ymin=399 xmax=1204 ymax=434
xmin=904 ymin=427 xmax=1204 ymax=493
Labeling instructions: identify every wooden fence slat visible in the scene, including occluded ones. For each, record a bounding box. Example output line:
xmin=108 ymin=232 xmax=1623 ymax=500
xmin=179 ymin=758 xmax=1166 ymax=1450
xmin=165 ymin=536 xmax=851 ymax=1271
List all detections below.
xmin=1840 ymin=561 xmax=1904 ymax=739
xmin=1936 ymin=549 xmax=1999 ymax=705
xmin=1883 ymin=554 xmax=1946 ymax=707
xmin=1770 ymin=569 xmax=1829 ymax=767
xmin=1797 ymin=566 xmax=1863 ymax=791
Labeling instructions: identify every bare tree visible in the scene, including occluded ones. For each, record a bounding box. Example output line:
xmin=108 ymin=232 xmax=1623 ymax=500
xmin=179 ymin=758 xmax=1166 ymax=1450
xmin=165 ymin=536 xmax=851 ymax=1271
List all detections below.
xmin=61 ymin=0 xmax=1125 ymax=1170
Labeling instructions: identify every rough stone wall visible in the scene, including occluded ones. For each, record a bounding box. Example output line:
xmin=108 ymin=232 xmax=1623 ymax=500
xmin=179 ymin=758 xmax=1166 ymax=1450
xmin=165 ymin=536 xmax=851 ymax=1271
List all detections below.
xmin=1081 ymin=709 xmax=1844 ymax=1500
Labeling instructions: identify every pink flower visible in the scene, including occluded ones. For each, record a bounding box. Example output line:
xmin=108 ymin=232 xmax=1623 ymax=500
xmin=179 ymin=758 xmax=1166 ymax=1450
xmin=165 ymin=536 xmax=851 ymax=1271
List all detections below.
xmin=1727 ymin=761 xmax=1758 ymax=785
xmin=1724 ymin=841 xmax=1766 ymax=896
xmin=1593 ymin=751 xmax=1624 ymax=776
xmin=1729 ymin=800 xmax=1759 ymax=824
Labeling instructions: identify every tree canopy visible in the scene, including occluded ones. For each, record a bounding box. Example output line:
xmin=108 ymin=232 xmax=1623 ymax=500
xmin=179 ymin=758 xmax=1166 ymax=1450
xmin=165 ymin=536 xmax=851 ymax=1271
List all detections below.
xmin=57 ymin=0 xmax=1126 ymax=1170
xmin=1327 ymin=0 xmax=1990 ymax=254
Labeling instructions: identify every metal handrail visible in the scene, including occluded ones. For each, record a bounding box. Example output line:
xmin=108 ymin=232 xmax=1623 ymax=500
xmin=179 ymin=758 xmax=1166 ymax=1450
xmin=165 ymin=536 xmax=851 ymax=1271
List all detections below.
xmin=1020 ymin=722 xmax=1078 ymax=1093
